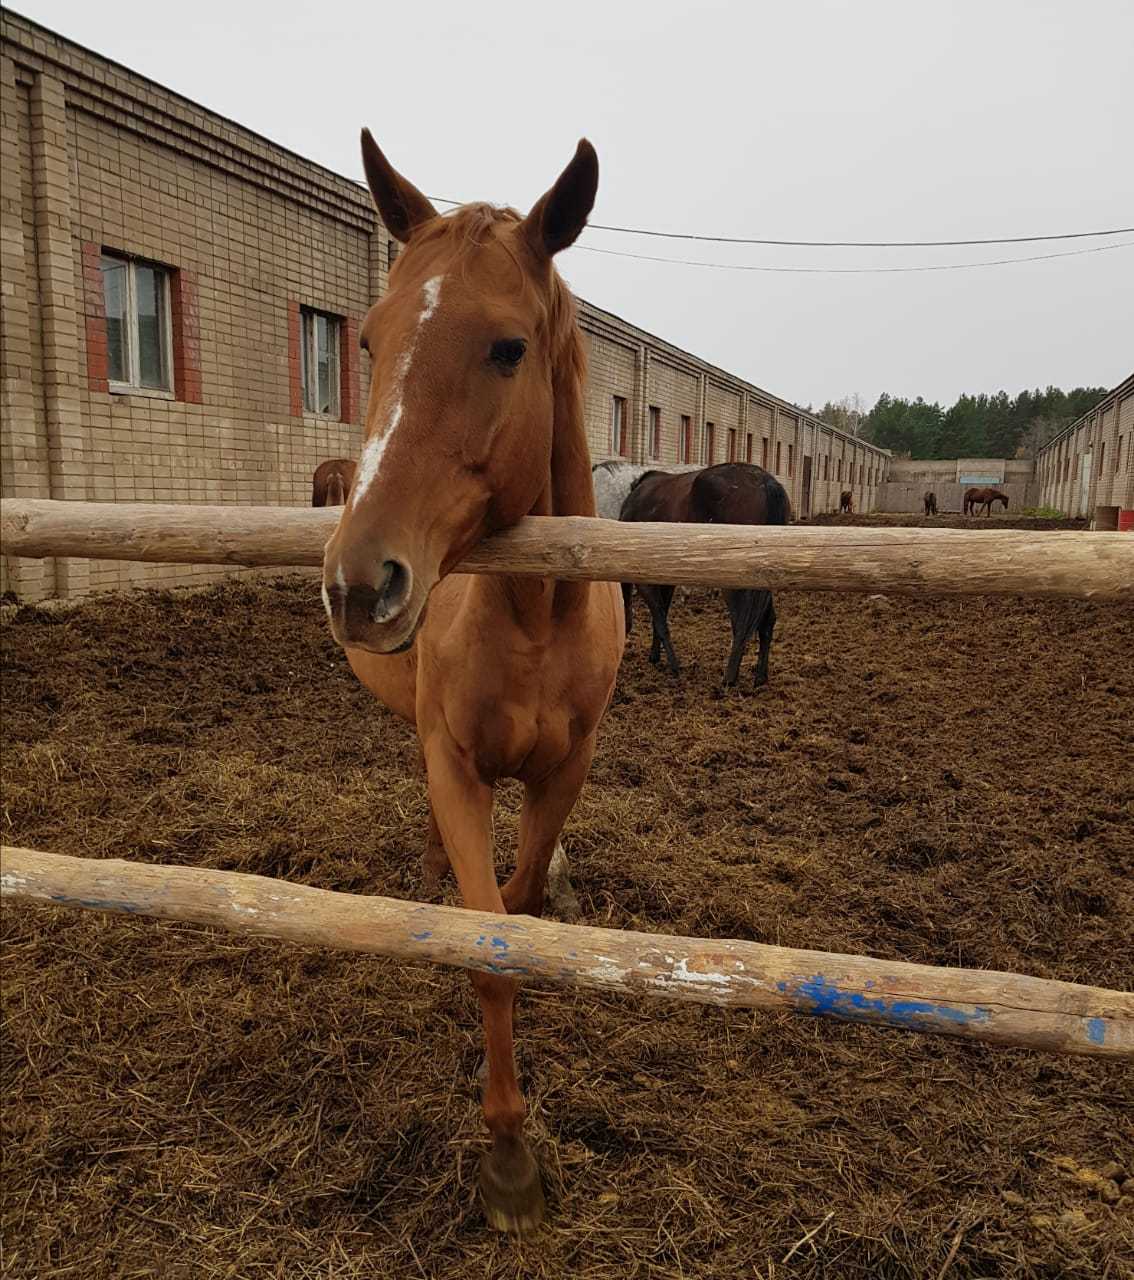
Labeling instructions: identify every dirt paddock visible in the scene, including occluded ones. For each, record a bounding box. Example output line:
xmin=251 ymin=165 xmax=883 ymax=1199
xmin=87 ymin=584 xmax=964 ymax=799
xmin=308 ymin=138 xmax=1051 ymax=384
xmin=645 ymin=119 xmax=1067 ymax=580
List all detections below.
xmin=2 ymin=564 xmax=1132 ymax=1278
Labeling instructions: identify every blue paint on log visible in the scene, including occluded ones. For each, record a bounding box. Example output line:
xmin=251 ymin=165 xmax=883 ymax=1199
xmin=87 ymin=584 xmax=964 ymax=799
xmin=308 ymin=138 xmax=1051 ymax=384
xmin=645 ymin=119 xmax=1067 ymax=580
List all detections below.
xmin=1087 ymin=1017 xmax=1106 ymax=1045
xmin=411 ymin=930 xmax=433 ymax=942
xmin=52 ymin=893 xmax=141 ymax=914
xmin=490 ymin=936 xmax=509 ymax=951
xmin=780 ymin=975 xmax=991 ymax=1031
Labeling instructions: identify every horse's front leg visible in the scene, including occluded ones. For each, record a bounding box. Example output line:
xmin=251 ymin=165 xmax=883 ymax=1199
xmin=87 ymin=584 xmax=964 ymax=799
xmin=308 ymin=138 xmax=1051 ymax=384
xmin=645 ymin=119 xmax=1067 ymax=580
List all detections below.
xmin=424 ymin=740 xmax=544 ymax=1234
xmin=501 ymin=736 xmax=596 ymax=920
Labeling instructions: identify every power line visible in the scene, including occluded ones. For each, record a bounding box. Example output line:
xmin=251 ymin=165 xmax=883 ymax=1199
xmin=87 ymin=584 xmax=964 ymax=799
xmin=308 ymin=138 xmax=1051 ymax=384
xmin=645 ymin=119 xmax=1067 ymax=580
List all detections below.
xmin=570 ymin=239 xmax=1134 ymax=274
xmin=582 ymin=223 xmax=1134 ymax=249
xmin=426 ymin=195 xmax=1133 ymax=248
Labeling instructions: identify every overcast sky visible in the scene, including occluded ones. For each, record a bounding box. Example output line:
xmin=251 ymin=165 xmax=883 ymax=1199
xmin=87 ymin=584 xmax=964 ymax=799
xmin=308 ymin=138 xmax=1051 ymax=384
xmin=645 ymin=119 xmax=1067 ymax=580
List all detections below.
xmin=18 ymin=0 xmax=1134 ymax=409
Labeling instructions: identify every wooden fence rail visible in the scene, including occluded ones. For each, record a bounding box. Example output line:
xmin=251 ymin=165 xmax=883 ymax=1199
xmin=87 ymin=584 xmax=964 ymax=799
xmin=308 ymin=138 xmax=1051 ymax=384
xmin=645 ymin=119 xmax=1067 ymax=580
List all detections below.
xmin=3 ymin=499 xmax=1132 ymax=599
xmin=2 ymin=846 xmax=1130 ymax=1059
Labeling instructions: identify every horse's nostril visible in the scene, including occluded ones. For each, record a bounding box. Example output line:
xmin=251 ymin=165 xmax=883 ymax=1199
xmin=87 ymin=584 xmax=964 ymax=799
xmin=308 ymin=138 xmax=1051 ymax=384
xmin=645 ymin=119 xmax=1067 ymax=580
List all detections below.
xmin=336 ymin=560 xmax=412 ymax=633
xmin=378 ymin=560 xmax=410 ymax=618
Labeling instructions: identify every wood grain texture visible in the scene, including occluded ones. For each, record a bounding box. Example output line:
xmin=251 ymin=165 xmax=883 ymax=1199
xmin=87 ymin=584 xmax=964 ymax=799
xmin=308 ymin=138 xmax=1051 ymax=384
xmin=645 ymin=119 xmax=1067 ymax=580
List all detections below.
xmin=3 ymin=846 xmax=1129 ymax=1058
xmin=3 ymin=498 xmax=1132 ymax=598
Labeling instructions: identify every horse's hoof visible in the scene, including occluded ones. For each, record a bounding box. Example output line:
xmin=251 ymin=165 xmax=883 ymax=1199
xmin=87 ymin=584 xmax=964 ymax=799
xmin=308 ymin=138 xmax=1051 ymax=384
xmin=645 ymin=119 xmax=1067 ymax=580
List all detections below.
xmin=480 ymin=1143 xmax=545 ymax=1235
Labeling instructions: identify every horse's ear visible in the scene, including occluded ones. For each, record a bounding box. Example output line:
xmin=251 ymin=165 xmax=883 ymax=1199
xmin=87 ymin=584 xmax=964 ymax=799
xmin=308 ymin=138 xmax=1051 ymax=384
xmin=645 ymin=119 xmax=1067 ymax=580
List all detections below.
xmin=522 ymin=138 xmax=598 ymax=258
xmin=360 ymin=128 xmax=438 ymax=244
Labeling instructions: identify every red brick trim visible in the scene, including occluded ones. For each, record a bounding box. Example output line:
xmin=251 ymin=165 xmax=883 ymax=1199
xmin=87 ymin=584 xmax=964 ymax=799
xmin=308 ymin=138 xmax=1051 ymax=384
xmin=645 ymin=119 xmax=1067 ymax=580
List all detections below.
xmin=170 ymin=270 xmax=202 ymax=404
xmin=80 ymin=242 xmax=108 ymax=392
xmin=340 ymin=316 xmax=359 ymax=424
xmin=287 ymin=301 xmax=303 ymax=417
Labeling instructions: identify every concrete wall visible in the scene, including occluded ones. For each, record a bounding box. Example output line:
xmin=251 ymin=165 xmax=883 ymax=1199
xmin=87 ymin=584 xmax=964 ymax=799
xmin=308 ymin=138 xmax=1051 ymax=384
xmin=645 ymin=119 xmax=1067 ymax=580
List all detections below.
xmin=1034 ymin=373 xmax=1134 ymax=520
xmin=0 ymin=12 xmax=890 ymax=601
xmin=877 ymin=459 xmax=1038 ymax=513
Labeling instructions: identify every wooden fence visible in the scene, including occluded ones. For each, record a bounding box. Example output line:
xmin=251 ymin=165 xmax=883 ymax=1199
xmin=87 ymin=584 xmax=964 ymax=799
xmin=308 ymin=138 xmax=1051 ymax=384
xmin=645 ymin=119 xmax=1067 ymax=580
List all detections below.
xmin=3 ymin=846 xmax=1130 ymax=1059
xmin=3 ymin=498 xmax=1132 ymax=599
xmin=2 ymin=497 xmax=1131 ymax=1063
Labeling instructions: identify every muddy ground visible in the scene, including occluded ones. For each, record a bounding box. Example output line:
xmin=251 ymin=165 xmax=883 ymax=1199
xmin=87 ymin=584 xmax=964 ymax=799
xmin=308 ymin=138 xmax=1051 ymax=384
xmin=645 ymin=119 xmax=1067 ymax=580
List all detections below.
xmin=2 ymin=564 xmax=1132 ymax=1279
xmin=807 ymin=513 xmax=1087 ymax=531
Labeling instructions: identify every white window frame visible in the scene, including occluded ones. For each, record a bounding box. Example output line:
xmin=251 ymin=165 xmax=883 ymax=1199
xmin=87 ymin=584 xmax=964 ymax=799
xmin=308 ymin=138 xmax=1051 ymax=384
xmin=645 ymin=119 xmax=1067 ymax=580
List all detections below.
xmin=102 ymin=254 xmax=174 ymax=396
xmin=300 ymin=307 xmax=342 ymax=419
xmin=648 ymin=406 xmax=661 ymax=459
xmin=611 ymin=395 xmax=627 ymax=456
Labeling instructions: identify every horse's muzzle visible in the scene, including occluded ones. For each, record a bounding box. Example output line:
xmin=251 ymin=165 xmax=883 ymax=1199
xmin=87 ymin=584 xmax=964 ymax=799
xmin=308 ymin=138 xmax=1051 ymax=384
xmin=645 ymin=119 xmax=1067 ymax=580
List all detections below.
xmin=323 ymin=558 xmax=419 ymax=653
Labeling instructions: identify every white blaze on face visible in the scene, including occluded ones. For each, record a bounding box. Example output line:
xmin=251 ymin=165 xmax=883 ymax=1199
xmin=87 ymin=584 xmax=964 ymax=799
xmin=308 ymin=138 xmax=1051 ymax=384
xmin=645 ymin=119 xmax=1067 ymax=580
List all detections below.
xmin=351 ymin=276 xmax=444 ymax=507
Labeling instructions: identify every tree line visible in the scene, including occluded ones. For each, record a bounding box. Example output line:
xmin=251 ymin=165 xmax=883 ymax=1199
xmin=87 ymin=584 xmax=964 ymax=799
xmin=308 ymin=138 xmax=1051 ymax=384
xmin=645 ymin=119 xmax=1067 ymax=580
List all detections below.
xmin=815 ymin=386 xmax=1106 ymax=460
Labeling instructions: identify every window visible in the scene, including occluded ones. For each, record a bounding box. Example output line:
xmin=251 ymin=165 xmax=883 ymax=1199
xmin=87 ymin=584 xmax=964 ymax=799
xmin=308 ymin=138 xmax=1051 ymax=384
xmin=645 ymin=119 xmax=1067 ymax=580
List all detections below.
xmin=703 ymin=422 xmax=715 ymax=464
xmin=611 ymin=396 xmax=628 ymax=456
xmin=679 ymin=415 xmax=692 ymax=462
xmin=727 ymin=428 xmax=737 ymax=461
xmin=100 ymin=254 xmax=173 ymax=393
xmin=761 ymin=437 xmax=768 ymax=468
xmin=775 ymin=442 xmax=782 ymax=474
xmin=824 ymin=456 xmax=830 ymax=481
xmin=1098 ymin=442 xmax=1106 ymax=476
xmin=837 ymin=458 xmax=843 ymax=482
xmin=788 ymin=444 xmax=794 ymax=478
xmin=301 ymin=308 xmax=342 ymax=416
xmin=745 ymin=433 xmax=753 ymax=463
xmin=648 ymin=406 xmax=661 ymax=459
xmin=1117 ymin=435 xmax=1123 ymax=472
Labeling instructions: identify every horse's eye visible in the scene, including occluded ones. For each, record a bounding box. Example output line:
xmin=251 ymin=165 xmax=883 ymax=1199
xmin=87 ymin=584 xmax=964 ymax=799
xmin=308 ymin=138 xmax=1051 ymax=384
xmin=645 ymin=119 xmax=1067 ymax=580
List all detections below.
xmin=489 ymin=338 xmax=526 ymax=372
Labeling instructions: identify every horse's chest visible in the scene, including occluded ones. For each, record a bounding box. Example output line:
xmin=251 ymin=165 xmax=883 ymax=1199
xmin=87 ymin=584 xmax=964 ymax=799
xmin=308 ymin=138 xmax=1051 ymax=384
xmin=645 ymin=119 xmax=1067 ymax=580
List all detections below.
xmin=434 ymin=651 xmax=577 ymax=780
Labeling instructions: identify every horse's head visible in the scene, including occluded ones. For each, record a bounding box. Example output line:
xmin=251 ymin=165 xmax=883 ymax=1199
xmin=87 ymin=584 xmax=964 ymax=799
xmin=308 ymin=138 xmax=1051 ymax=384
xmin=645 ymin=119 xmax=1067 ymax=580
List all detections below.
xmin=323 ymin=130 xmax=597 ymax=653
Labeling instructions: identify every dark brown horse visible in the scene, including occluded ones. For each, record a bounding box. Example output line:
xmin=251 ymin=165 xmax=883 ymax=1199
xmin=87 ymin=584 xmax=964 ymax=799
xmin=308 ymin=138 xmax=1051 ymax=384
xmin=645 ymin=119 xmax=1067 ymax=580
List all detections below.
xmin=322 ymin=130 xmax=623 ymax=1232
xmin=923 ymin=490 xmax=938 ymax=516
xmin=839 ymin=489 xmax=853 ymax=513
xmin=964 ymin=486 xmax=1008 ymax=517
xmin=312 ymin=458 xmax=356 ymax=507
xmin=618 ymin=462 xmax=790 ymax=687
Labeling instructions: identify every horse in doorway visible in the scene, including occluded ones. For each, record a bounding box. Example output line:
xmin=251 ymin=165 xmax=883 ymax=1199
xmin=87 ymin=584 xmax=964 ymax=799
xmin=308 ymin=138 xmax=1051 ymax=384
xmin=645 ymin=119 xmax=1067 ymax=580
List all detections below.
xmin=923 ymin=490 xmax=938 ymax=516
xmin=312 ymin=458 xmax=357 ymax=506
xmin=839 ymin=489 xmax=853 ymax=513
xmin=964 ymin=486 xmax=1008 ymax=516
xmin=322 ymin=130 xmax=623 ymax=1233
xmin=618 ymin=462 xmax=790 ymax=687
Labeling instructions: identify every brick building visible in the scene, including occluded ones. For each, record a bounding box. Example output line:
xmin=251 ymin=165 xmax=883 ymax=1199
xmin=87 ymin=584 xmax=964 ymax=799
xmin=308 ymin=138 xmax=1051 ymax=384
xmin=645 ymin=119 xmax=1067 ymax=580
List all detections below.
xmin=1 ymin=12 xmax=887 ymax=601
xmin=1033 ymin=372 xmax=1133 ymax=522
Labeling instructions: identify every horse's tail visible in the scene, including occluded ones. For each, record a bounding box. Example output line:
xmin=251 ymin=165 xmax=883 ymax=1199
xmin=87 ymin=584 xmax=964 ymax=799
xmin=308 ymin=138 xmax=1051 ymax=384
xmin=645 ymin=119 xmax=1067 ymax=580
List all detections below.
xmin=764 ymin=475 xmax=792 ymax=526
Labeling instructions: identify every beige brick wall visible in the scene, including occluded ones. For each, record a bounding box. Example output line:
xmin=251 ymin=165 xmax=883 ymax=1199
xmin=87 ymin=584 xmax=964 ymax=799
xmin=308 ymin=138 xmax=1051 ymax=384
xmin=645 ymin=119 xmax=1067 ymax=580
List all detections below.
xmin=1 ymin=12 xmax=891 ymax=602
xmin=1036 ymin=374 xmax=1133 ymax=517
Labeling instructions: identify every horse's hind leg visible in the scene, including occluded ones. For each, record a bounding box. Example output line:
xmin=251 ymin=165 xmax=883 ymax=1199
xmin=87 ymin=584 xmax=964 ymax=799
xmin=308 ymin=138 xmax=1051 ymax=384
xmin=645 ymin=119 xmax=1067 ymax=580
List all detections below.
xmin=425 ymin=743 xmax=544 ymax=1233
xmin=622 ymin=582 xmax=634 ymax=636
xmin=723 ymin=589 xmax=762 ymax=687
xmin=501 ymin=736 xmax=595 ymax=921
xmin=642 ymin=584 xmax=680 ymax=674
xmin=753 ymin=594 xmax=776 ymax=687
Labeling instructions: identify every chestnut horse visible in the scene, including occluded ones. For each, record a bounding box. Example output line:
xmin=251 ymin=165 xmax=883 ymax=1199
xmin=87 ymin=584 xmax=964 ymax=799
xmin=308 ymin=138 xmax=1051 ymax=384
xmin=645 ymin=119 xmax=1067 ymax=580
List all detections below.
xmin=964 ymin=486 xmax=1008 ymax=516
xmin=619 ymin=463 xmax=790 ymax=687
xmin=839 ymin=489 xmax=853 ymax=513
xmin=923 ymin=490 xmax=938 ymax=517
xmin=311 ymin=458 xmax=356 ymax=507
xmin=322 ymin=130 xmax=624 ymax=1232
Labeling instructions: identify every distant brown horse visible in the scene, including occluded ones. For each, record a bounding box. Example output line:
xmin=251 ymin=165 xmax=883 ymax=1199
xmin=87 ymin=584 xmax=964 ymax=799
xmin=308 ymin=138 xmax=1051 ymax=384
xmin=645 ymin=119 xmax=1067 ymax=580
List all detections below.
xmin=923 ymin=490 xmax=938 ymax=516
xmin=322 ymin=129 xmax=623 ymax=1232
xmin=618 ymin=462 xmax=790 ymax=687
xmin=839 ymin=489 xmax=853 ymax=513
xmin=964 ymin=486 xmax=1008 ymax=517
xmin=312 ymin=458 xmax=356 ymax=507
